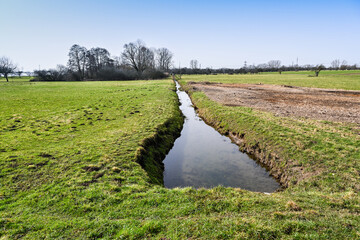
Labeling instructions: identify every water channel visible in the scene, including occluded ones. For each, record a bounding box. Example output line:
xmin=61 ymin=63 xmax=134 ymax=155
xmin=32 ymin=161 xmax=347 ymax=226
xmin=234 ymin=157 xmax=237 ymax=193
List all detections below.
xmin=163 ymin=81 xmax=280 ymax=192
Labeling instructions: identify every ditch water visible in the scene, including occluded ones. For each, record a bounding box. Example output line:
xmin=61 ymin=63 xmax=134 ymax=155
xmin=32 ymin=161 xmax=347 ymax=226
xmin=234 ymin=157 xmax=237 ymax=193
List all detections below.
xmin=163 ymin=81 xmax=280 ymax=192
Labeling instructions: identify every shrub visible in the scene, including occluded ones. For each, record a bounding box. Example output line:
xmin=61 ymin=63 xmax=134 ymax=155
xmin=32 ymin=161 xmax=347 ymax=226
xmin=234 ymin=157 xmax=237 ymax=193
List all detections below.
xmin=31 ymin=69 xmax=68 ymax=81
xmin=97 ymin=67 xmax=137 ymax=80
xmin=142 ymin=69 xmax=167 ymax=80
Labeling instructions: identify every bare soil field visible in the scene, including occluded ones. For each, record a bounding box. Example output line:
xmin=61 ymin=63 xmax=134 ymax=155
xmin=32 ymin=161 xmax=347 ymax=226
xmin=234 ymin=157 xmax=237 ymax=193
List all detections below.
xmin=188 ymin=82 xmax=360 ymax=124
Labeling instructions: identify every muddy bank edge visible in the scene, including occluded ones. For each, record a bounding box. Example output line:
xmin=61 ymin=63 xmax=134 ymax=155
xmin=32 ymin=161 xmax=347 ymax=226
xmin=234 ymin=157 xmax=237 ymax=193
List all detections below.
xmin=135 ymin=85 xmax=184 ymax=185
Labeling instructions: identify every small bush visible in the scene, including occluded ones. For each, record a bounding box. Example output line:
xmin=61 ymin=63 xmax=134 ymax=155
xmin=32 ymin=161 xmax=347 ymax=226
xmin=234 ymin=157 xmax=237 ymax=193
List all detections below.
xmin=32 ymin=69 xmax=68 ymax=81
xmin=142 ymin=69 xmax=167 ymax=80
xmin=97 ymin=67 xmax=137 ymax=80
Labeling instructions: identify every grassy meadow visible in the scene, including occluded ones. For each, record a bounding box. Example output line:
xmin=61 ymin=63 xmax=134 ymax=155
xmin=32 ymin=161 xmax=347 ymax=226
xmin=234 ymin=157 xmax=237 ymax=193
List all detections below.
xmin=182 ymin=70 xmax=360 ymax=90
xmin=1 ymin=72 xmax=360 ymax=239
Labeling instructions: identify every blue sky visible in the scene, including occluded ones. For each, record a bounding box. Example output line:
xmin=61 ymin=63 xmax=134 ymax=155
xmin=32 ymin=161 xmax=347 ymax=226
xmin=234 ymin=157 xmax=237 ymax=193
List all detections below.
xmin=1 ymin=0 xmax=359 ymax=70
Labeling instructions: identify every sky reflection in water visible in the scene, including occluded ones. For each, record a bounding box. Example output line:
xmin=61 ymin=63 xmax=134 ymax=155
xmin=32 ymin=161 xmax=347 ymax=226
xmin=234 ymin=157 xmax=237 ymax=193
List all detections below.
xmin=163 ymin=81 xmax=280 ymax=192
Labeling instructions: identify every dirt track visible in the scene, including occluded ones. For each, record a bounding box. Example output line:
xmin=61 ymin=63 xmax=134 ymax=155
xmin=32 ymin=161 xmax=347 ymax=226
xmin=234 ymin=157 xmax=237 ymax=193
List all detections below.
xmin=188 ymin=82 xmax=360 ymax=124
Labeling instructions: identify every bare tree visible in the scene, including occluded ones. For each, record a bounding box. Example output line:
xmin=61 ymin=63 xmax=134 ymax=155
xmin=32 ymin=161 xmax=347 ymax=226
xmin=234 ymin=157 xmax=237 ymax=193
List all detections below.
xmin=156 ymin=48 xmax=173 ymax=71
xmin=257 ymin=63 xmax=268 ymax=69
xmin=16 ymin=68 xmax=24 ymax=78
xmin=314 ymin=64 xmax=325 ymax=77
xmin=0 ymin=57 xmax=17 ymax=82
xmin=122 ymin=40 xmax=154 ymax=76
xmin=68 ymin=44 xmax=87 ymax=79
xmin=331 ymin=59 xmax=340 ymax=69
xmin=56 ymin=64 xmax=68 ymax=76
xmin=190 ymin=59 xmax=199 ymax=69
xmin=340 ymin=60 xmax=348 ymax=70
xmin=86 ymin=47 xmax=111 ymax=78
xmin=268 ymin=60 xmax=281 ymax=69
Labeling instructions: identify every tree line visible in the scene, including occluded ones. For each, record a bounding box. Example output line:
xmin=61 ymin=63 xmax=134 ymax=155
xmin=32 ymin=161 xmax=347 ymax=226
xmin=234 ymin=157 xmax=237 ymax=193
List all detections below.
xmin=1 ymin=48 xmax=359 ymax=81
xmin=173 ymin=59 xmax=359 ymax=76
xmin=33 ymin=40 xmax=174 ymax=81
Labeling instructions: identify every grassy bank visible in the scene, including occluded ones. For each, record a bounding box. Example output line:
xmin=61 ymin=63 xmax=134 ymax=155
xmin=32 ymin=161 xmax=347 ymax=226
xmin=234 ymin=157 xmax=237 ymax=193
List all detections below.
xmin=1 ymin=73 xmax=359 ymax=239
xmin=178 ymin=86 xmax=359 ymax=191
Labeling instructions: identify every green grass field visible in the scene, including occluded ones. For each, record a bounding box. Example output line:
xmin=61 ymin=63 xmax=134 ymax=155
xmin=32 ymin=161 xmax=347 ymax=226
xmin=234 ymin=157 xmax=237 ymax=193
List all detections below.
xmin=181 ymin=70 xmax=360 ymax=90
xmin=1 ymin=72 xmax=359 ymax=239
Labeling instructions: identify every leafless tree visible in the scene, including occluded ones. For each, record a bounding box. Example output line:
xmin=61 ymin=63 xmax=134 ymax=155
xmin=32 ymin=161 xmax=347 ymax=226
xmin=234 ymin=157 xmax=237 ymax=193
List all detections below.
xmin=190 ymin=59 xmax=199 ymax=69
xmin=16 ymin=68 xmax=24 ymax=78
xmin=268 ymin=60 xmax=281 ymax=69
xmin=156 ymin=48 xmax=173 ymax=71
xmin=86 ymin=47 xmax=111 ymax=78
xmin=303 ymin=64 xmax=314 ymax=69
xmin=113 ymin=56 xmax=123 ymax=68
xmin=340 ymin=60 xmax=348 ymax=70
xmin=122 ymin=40 xmax=155 ymax=75
xmin=0 ymin=57 xmax=17 ymax=82
xmin=314 ymin=64 xmax=325 ymax=77
xmin=68 ymin=44 xmax=87 ymax=79
xmin=257 ymin=63 xmax=268 ymax=69
xmin=56 ymin=65 xmax=68 ymax=75
xmin=331 ymin=59 xmax=340 ymax=69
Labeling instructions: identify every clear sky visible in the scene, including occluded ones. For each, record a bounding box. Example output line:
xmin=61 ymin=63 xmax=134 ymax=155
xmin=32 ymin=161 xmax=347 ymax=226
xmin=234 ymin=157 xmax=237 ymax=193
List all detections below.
xmin=1 ymin=0 xmax=359 ymax=71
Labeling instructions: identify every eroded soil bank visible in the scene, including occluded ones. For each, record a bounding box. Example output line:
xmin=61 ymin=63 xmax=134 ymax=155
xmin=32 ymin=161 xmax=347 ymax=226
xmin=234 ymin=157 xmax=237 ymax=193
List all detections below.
xmin=188 ymin=82 xmax=360 ymax=124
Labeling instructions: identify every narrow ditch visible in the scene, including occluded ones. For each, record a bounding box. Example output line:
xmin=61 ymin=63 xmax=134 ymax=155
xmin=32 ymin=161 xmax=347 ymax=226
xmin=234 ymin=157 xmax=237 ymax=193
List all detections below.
xmin=162 ymin=81 xmax=280 ymax=192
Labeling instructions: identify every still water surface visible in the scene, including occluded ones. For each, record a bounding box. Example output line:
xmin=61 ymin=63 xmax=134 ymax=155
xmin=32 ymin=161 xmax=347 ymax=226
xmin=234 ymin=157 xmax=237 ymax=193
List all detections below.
xmin=163 ymin=81 xmax=280 ymax=192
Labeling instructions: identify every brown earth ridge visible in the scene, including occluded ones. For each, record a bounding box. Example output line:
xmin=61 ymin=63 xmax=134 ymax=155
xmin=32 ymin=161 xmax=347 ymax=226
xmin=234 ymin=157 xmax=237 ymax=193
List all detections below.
xmin=188 ymin=82 xmax=360 ymax=125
